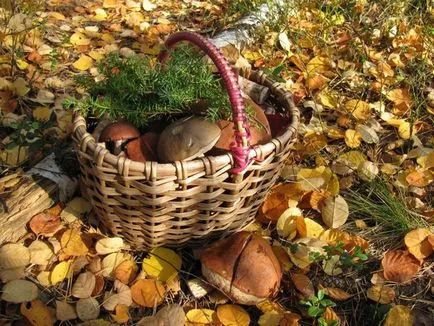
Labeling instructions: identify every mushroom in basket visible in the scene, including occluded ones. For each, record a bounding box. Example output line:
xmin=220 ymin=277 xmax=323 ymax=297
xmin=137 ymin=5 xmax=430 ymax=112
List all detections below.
xmin=99 ymin=121 xmax=140 ymax=155
xmin=157 ymin=116 xmax=221 ymax=163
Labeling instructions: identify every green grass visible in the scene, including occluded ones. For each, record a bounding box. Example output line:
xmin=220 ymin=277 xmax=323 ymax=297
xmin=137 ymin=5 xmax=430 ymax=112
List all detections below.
xmin=344 ymin=180 xmax=430 ymax=237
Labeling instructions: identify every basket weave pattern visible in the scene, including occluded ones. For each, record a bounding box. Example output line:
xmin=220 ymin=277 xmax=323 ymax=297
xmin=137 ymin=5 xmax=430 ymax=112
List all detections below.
xmin=72 ymin=34 xmax=299 ymax=250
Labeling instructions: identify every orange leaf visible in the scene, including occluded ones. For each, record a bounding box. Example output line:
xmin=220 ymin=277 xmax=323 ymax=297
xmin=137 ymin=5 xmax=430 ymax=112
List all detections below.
xmin=323 ymin=307 xmax=339 ymax=323
xmin=111 ymin=304 xmax=129 ymax=324
xmin=20 ymin=299 xmax=54 ymax=326
xmin=427 ymin=234 xmax=434 ymax=250
xmin=114 ymin=259 xmax=138 ymax=285
xmin=295 ymin=216 xmax=307 ymax=237
xmin=60 ymin=229 xmax=90 ymax=256
xmin=299 ymin=191 xmax=326 ymax=211
xmin=131 ymin=279 xmax=165 ymax=308
xmin=29 ymin=213 xmax=62 ymax=237
xmin=405 ymin=170 xmax=432 ymax=187
xmin=307 ymin=74 xmax=326 ymax=91
xmin=258 ymin=184 xmax=304 ymax=223
xmin=291 ymin=273 xmax=315 ymax=299
xmin=382 ymin=250 xmax=421 ymax=283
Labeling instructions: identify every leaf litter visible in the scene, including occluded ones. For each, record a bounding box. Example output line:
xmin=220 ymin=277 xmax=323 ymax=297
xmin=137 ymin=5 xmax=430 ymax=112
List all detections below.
xmin=0 ymin=0 xmax=433 ymax=324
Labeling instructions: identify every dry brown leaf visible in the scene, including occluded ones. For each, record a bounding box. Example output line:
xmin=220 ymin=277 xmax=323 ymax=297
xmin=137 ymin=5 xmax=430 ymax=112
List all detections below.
xmin=131 ymin=279 xmax=165 ymax=307
xmin=101 ymin=252 xmax=132 ymax=278
xmin=187 ymin=278 xmax=213 ymax=299
xmin=1 ymin=279 xmax=39 ymax=303
xmin=137 ymin=316 xmax=164 ymax=326
xmin=114 ymin=259 xmax=138 ymax=284
xmin=29 ymin=212 xmax=62 ymax=236
xmin=155 ymin=304 xmax=186 ymax=326
xmin=319 ymin=195 xmax=349 ymax=228
xmin=370 ymin=272 xmax=386 ymax=285
xmin=367 ymin=285 xmax=395 ymax=304
xmin=382 ymin=250 xmax=421 ymax=283
xmin=404 ymin=228 xmax=433 ymax=260
xmin=20 ymin=299 xmax=54 ymax=326
xmin=92 ymin=275 xmax=105 ymax=297
xmin=272 ymin=246 xmax=293 ymax=272
xmin=278 ymin=312 xmax=301 ymax=326
xmin=0 ymin=243 xmax=30 ymax=269
xmin=60 ymin=229 xmax=89 ymax=256
xmin=384 ymin=305 xmax=413 ymax=326
xmin=28 ymin=240 xmax=54 ymax=266
xmin=102 ymin=281 xmax=132 ymax=311
xmin=0 ymin=267 xmax=26 ymax=282
xmin=76 ymin=297 xmax=100 ymax=321
xmin=291 ymin=273 xmax=315 ymax=299
xmin=56 ymin=301 xmax=77 ymax=321
xmin=318 ymin=285 xmax=352 ymax=301
xmin=95 ymin=237 xmax=124 ymax=255
xmin=72 ymin=271 xmax=96 ymax=299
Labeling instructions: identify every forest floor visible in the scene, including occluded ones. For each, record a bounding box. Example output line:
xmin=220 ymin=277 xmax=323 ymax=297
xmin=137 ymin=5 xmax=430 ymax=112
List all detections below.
xmin=0 ymin=0 xmax=433 ymax=325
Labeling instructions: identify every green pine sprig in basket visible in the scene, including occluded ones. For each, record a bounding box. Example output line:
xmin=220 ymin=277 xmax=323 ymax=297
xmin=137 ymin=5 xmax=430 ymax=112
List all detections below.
xmin=65 ymin=45 xmax=235 ymax=129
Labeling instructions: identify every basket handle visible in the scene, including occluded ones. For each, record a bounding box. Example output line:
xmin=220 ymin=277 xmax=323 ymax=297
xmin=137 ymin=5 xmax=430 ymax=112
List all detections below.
xmin=158 ymin=31 xmax=251 ymax=174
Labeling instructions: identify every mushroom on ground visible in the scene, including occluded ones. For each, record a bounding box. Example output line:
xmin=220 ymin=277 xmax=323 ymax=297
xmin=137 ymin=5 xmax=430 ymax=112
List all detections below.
xmin=200 ymin=231 xmax=282 ymax=305
xmin=99 ymin=121 xmax=140 ymax=155
xmin=157 ymin=116 xmax=221 ymax=163
xmin=125 ymin=132 xmax=159 ymax=163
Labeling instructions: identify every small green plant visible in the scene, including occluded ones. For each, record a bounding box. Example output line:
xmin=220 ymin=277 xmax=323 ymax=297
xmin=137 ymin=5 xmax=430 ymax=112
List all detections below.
xmin=308 ymin=242 xmax=368 ymax=271
xmin=65 ymin=45 xmax=233 ymax=128
xmin=300 ymin=290 xmax=338 ymax=326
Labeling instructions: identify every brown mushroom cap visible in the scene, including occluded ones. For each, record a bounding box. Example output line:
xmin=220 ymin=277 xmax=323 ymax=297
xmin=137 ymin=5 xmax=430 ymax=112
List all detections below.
xmin=200 ymin=231 xmax=282 ymax=305
xmin=99 ymin=121 xmax=140 ymax=143
xmin=157 ymin=116 xmax=221 ymax=163
xmin=214 ymin=95 xmax=272 ymax=151
xmin=125 ymin=132 xmax=159 ymax=163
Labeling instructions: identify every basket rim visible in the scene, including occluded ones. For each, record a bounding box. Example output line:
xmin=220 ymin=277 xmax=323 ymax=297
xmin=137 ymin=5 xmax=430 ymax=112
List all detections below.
xmin=72 ymin=69 xmax=300 ymax=176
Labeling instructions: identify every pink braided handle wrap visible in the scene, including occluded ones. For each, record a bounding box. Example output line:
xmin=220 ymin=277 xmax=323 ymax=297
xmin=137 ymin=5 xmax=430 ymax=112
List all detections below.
xmin=158 ymin=31 xmax=252 ymax=174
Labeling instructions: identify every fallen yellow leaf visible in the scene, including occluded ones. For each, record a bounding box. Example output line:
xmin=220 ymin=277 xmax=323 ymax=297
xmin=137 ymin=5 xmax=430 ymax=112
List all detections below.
xmin=72 ymin=55 xmax=93 ymax=71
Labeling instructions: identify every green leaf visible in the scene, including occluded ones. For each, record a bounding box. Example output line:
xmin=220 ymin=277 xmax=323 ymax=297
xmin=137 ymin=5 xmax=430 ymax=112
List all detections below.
xmin=307 ymin=306 xmax=323 ymax=317
xmin=320 ymin=299 xmax=336 ymax=307
xmin=317 ymin=290 xmax=325 ymax=300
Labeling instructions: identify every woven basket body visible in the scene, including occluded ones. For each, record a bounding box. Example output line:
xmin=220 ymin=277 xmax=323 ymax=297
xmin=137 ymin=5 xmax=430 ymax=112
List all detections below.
xmin=72 ymin=33 xmax=299 ymax=250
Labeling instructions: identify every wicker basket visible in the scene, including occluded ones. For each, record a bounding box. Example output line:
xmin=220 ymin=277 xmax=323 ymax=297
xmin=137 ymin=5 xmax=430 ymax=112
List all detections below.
xmin=72 ymin=31 xmax=300 ymax=250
